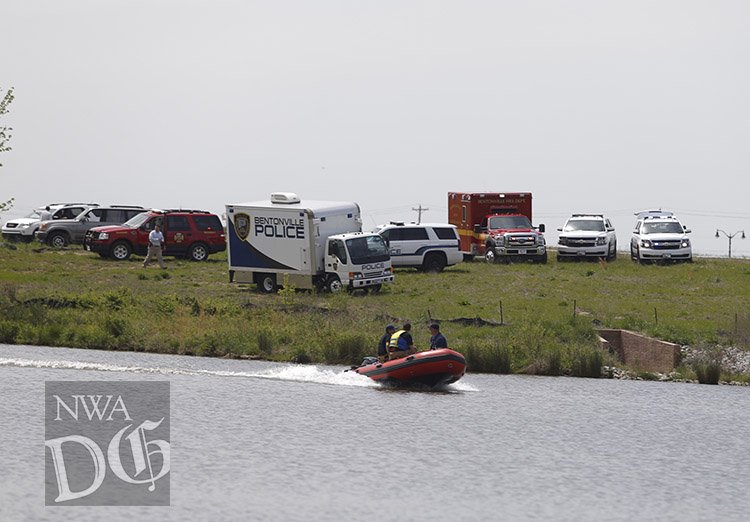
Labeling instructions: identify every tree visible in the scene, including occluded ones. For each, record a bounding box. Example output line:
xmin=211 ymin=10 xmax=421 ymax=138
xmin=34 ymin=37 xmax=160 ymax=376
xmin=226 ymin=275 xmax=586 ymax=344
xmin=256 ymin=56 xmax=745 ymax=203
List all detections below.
xmin=1 ymin=86 xmax=15 ymax=212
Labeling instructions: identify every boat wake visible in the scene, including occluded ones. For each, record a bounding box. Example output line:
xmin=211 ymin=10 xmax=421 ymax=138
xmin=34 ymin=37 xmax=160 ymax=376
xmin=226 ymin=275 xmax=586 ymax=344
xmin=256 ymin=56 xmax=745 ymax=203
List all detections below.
xmin=0 ymin=357 xmax=476 ymax=391
xmin=0 ymin=357 xmax=371 ymax=388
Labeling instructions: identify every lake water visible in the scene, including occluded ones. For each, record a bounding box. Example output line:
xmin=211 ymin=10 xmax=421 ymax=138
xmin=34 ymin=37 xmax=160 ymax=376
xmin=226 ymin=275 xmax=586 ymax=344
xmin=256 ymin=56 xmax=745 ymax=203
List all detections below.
xmin=1 ymin=343 xmax=749 ymax=521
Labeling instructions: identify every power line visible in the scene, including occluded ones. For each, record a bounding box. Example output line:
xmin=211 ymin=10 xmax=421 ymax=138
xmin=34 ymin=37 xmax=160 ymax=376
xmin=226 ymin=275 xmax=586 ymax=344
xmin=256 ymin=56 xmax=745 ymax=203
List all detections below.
xmin=412 ymin=204 xmax=429 ymax=224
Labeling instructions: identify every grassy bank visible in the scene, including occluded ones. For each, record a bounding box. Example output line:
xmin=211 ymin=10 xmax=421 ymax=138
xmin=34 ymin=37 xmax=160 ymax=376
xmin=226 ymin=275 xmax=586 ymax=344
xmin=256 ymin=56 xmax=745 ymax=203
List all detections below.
xmin=1 ymin=243 xmax=749 ymax=380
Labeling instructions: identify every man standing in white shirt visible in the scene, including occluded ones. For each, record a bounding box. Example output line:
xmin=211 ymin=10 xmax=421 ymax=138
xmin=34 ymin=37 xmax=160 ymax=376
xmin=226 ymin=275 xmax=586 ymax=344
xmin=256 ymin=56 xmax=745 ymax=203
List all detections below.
xmin=143 ymin=223 xmax=166 ymax=269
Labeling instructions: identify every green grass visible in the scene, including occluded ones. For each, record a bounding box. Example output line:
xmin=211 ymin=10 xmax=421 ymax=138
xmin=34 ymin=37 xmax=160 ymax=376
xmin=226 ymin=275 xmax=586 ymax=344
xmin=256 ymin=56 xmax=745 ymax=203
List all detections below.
xmin=1 ymin=243 xmax=749 ymax=377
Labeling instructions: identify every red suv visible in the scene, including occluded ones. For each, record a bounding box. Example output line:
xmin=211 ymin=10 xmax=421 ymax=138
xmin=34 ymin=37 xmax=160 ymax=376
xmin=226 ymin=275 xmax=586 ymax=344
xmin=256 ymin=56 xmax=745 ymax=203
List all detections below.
xmin=84 ymin=209 xmax=226 ymax=261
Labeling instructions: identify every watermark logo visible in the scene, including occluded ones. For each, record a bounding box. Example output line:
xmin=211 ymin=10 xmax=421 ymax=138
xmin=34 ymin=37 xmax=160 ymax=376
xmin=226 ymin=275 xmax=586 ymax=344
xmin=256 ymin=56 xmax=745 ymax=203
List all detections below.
xmin=44 ymin=381 xmax=170 ymax=506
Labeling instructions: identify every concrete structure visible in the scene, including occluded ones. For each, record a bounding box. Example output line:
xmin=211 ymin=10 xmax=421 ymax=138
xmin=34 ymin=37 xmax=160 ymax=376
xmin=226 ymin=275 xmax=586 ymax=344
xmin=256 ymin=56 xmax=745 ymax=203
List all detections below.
xmin=597 ymin=329 xmax=681 ymax=373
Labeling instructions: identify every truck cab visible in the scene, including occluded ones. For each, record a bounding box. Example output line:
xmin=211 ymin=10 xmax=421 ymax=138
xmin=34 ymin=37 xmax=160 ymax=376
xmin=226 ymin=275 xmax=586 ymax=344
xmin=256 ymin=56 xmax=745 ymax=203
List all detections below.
xmin=478 ymin=213 xmax=547 ymax=264
xmin=324 ymin=232 xmax=393 ymax=292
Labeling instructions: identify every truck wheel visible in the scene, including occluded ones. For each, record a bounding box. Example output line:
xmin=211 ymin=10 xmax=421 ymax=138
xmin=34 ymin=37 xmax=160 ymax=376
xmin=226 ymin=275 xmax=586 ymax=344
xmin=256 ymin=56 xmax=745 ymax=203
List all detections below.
xmin=537 ymin=252 xmax=548 ymax=264
xmin=485 ymin=248 xmax=497 ymax=264
xmin=423 ymin=253 xmax=446 ymax=273
xmin=48 ymin=232 xmax=69 ymax=248
xmin=111 ymin=241 xmax=132 ymax=261
xmin=189 ymin=243 xmax=209 ymax=261
xmin=257 ymin=274 xmax=278 ymax=293
xmin=326 ymin=275 xmax=344 ymax=293
xmin=370 ymin=284 xmax=382 ymax=294
xmin=607 ymin=243 xmax=617 ymax=261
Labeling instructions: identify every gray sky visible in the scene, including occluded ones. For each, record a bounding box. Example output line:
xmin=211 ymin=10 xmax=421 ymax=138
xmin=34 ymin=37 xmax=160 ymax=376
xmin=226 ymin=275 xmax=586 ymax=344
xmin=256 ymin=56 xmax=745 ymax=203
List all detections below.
xmin=3 ymin=0 xmax=749 ymax=256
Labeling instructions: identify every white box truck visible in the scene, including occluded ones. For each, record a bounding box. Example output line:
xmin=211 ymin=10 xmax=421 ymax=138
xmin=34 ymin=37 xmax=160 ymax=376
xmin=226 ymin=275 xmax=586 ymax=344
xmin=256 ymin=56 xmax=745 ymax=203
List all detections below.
xmin=226 ymin=193 xmax=395 ymax=293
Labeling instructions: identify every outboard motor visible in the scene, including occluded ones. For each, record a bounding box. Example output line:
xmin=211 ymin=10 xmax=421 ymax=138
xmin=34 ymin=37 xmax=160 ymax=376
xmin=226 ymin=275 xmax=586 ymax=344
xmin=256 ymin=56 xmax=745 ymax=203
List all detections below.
xmin=360 ymin=356 xmax=379 ymax=367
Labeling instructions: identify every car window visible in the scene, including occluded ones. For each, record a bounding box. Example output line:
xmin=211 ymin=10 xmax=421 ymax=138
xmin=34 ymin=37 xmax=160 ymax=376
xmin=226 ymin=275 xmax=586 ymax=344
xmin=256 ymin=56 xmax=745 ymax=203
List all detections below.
xmin=87 ymin=209 xmax=103 ymax=222
xmin=105 ymin=210 xmax=129 ymax=223
xmin=142 ymin=217 xmax=163 ymax=231
xmin=387 ymin=229 xmax=403 ymax=241
xmin=433 ymin=227 xmax=457 ymax=240
xmin=193 ymin=215 xmax=222 ymax=231
xmin=401 ymin=228 xmax=429 ymax=241
xmin=328 ymin=239 xmax=347 ymax=263
xmin=126 ymin=210 xmax=145 ymax=221
xmin=167 ymin=215 xmax=191 ymax=231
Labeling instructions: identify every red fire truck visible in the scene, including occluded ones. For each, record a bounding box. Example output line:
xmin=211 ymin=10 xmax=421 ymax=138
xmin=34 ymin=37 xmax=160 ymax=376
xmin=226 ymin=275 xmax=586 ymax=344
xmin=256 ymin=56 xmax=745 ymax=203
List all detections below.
xmin=448 ymin=192 xmax=547 ymax=263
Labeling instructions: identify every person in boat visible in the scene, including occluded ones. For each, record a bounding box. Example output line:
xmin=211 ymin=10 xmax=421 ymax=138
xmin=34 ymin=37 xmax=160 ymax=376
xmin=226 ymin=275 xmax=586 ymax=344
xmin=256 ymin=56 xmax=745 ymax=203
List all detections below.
xmin=428 ymin=323 xmax=448 ymax=350
xmin=388 ymin=322 xmax=416 ymax=360
xmin=378 ymin=324 xmax=396 ymax=362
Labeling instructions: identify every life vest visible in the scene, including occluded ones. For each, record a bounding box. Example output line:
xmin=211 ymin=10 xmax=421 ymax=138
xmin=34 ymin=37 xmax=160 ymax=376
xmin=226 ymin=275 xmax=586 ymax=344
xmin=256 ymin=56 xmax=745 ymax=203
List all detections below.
xmin=388 ymin=330 xmax=409 ymax=351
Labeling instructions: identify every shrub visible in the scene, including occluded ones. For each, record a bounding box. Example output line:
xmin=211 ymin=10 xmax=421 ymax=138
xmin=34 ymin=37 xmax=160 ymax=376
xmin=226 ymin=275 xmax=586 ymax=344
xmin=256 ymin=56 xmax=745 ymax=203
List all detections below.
xmin=105 ymin=317 xmax=127 ymax=338
xmin=257 ymin=329 xmax=274 ymax=355
xmin=570 ymin=347 xmax=603 ymax=378
xmin=320 ymin=334 xmax=368 ymax=365
xmin=693 ymin=362 xmax=721 ymax=385
xmin=0 ymin=320 xmax=19 ymax=343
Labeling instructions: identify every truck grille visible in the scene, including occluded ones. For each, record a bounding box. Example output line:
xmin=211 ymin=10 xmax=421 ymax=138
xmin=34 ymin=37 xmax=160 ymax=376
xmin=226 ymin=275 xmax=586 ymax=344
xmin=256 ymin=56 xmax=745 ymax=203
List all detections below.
xmin=651 ymin=240 xmax=682 ymax=250
xmin=566 ymin=238 xmax=596 ymax=247
xmin=508 ymin=235 xmax=536 ymax=246
xmin=364 ymin=271 xmax=383 ymax=278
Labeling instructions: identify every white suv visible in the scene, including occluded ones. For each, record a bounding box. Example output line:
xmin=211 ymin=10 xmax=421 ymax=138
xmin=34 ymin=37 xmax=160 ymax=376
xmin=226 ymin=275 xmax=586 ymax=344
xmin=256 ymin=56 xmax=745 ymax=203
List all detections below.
xmin=1 ymin=203 xmax=97 ymax=242
xmin=630 ymin=210 xmax=692 ymax=263
xmin=373 ymin=222 xmax=463 ymax=272
xmin=556 ymin=214 xmax=617 ymax=261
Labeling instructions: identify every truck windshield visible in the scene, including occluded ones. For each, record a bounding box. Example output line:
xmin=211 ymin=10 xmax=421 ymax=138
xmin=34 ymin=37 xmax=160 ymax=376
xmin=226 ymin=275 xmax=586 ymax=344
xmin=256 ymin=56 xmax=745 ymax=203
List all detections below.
xmin=345 ymin=235 xmax=390 ymax=265
xmin=563 ymin=220 xmax=605 ymax=232
xmin=642 ymin=222 xmax=684 ymax=234
xmin=488 ymin=216 xmax=532 ymax=229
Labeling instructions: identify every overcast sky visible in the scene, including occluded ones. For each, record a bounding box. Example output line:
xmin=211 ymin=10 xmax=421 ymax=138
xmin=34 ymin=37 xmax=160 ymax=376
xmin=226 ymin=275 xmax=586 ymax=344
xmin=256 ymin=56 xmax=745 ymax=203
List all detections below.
xmin=3 ymin=0 xmax=749 ymax=256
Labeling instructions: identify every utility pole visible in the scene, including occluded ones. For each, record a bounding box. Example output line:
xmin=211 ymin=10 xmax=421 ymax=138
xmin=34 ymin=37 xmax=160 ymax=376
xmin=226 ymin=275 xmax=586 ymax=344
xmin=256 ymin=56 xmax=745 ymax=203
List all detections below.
xmin=715 ymin=229 xmax=745 ymax=258
xmin=412 ymin=204 xmax=429 ymax=224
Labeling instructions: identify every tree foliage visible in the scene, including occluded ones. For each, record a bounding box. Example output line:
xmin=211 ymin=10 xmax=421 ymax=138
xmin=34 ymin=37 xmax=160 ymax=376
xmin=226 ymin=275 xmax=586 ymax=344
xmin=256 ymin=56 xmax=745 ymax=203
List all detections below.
xmin=0 ymin=86 xmax=14 ymax=212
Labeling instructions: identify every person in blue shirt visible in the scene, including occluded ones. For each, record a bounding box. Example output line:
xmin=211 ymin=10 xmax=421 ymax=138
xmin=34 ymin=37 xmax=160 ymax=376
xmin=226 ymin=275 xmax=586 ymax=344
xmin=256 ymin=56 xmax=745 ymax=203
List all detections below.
xmin=378 ymin=324 xmax=395 ymax=362
xmin=428 ymin=323 xmax=448 ymax=350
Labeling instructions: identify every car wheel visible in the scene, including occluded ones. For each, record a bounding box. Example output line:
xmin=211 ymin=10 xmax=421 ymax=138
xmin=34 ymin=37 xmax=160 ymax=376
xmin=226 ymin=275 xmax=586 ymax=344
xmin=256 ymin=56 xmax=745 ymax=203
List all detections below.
xmin=630 ymin=245 xmax=638 ymax=262
xmin=257 ymin=274 xmax=277 ymax=293
xmin=111 ymin=241 xmax=132 ymax=261
xmin=485 ymin=248 xmax=497 ymax=264
xmin=48 ymin=232 xmax=69 ymax=248
xmin=326 ymin=275 xmax=344 ymax=293
xmin=423 ymin=253 xmax=446 ymax=273
xmin=189 ymin=243 xmax=209 ymax=261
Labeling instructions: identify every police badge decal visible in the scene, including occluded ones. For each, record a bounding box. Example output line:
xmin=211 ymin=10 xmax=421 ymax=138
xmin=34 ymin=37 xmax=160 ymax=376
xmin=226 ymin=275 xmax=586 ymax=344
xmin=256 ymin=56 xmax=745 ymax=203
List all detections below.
xmin=234 ymin=213 xmax=250 ymax=241
xmin=44 ymin=381 xmax=170 ymax=506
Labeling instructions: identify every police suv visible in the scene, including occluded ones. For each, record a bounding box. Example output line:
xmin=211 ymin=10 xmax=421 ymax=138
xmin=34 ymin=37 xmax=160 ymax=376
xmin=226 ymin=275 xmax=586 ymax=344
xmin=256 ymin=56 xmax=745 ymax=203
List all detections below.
xmin=373 ymin=222 xmax=463 ymax=273
xmin=556 ymin=214 xmax=617 ymax=261
xmin=630 ymin=210 xmax=692 ymax=263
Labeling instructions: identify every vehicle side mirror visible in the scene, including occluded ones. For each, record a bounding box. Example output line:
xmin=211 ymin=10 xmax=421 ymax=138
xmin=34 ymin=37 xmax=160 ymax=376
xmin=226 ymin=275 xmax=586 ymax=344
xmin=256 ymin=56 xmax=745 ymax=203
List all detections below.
xmin=685 ymin=229 xmax=691 ymax=234
xmin=538 ymin=224 xmax=545 ymax=233
xmin=557 ymin=227 xmax=563 ymax=232
xmin=473 ymin=224 xmax=481 ymax=233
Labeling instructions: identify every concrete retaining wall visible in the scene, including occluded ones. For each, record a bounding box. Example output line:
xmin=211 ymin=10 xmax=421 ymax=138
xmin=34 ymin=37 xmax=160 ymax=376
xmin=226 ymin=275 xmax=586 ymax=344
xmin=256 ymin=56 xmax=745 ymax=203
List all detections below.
xmin=597 ymin=329 xmax=681 ymax=373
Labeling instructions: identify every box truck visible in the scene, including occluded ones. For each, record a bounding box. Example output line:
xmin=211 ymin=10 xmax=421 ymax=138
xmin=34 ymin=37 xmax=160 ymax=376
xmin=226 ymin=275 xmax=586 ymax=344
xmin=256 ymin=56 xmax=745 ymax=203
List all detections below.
xmin=226 ymin=193 xmax=394 ymax=292
xmin=448 ymin=192 xmax=547 ymax=263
